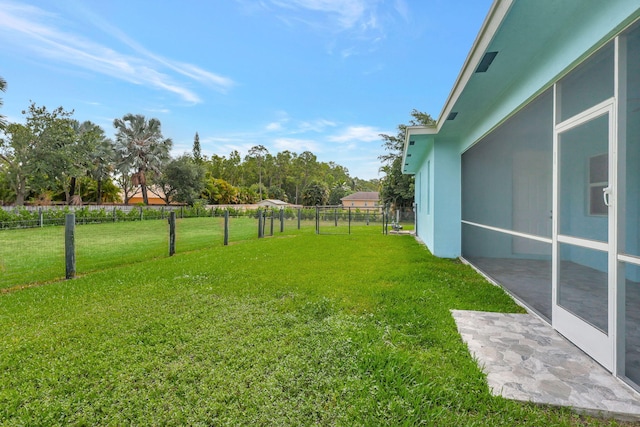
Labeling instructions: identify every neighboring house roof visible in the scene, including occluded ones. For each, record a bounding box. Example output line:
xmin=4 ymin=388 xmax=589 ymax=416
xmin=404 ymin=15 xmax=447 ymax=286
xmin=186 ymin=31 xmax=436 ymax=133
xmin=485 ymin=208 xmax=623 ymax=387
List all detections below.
xmin=125 ymin=186 xmax=168 ymax=204
xmin=256 ymin=199 xmax=290 ymax=207
xmin=340 ymin=192 xmax=380 ymax=202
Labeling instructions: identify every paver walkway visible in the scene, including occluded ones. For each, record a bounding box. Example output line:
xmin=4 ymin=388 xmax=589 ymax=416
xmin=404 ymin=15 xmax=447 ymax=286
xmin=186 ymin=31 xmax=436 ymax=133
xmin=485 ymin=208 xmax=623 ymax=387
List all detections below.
xmin=452 ymin=310 xmax=640 ymax=421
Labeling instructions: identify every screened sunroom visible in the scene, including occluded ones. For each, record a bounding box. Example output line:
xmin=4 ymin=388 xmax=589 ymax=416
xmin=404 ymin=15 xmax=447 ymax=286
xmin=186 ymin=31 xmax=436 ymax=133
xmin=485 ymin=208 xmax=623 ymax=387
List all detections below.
xmin=402 ymin=0 xmax=640 ymax=390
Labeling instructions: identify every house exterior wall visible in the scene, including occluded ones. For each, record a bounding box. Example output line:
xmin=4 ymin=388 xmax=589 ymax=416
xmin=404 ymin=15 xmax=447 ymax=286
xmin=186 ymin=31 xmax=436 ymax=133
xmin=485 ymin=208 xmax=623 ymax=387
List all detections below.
xmin=414 ymin=139 xmax=434 ymax=251
xmin=454 ymin=0 xmax=640 ymax=158
xmin=406 ymin=0 xmax=640 ymax=392
xmin=413 ymin=0 xmax=640 ymax=258
xmin=342 ymin=200 xmax=379 ymax=208
xmin=431 ymin=141 xmax=461 ymax=258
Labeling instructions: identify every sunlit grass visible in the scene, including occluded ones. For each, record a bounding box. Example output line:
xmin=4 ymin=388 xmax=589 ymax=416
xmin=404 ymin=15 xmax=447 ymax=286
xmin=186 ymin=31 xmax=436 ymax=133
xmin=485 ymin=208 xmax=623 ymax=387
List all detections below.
xmin=0 ymin=217 xmax=261 ymax=289
xmin=0 ymin=230 xmax=626 ymax=425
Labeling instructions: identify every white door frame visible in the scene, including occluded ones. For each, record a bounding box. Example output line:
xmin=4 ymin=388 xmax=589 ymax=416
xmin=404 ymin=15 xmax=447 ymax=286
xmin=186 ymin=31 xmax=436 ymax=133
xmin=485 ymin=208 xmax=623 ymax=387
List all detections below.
xmin=552 ymin=98 xmax=617 ymax=372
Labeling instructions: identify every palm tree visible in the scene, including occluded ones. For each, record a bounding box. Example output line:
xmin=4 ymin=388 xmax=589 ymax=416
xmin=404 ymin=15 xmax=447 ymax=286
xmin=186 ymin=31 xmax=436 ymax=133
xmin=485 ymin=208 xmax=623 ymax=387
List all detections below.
xmin=113 ymin=114 xmax=172 ymax=205
xmin=88 ymin=135 xmax=115 ymax=204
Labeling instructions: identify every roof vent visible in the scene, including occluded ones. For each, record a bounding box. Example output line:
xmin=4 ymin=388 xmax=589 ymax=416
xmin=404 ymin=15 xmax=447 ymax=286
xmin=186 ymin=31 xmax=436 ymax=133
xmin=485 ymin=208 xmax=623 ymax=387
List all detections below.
xmin=409 ymin=140 xmax=415 ymax=146
xmin=447 ymin=112 xmax=458 ymax=121
xmin=475 ymin=51 xmax=498 ymax=73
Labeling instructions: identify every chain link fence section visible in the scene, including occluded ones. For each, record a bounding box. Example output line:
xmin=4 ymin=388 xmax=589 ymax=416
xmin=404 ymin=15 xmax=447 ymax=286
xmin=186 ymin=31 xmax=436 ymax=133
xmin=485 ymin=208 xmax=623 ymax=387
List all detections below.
xmin=314 ymin=206 xmax=385 ymax=235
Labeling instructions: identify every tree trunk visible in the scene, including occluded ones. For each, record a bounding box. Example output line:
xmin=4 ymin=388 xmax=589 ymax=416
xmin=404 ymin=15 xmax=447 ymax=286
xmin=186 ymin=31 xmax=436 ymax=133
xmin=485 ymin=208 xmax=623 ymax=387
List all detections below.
xmin=142 ymin=184 xmax=149 ymax=205
xmin=136 ymin=169 xmax=148 ymax=205
xmin=15 ymin=175 xmax=26 ymax=206
xmin=68 ymin=176 xmax=77 ymax=205
xmin=15 ymin=192 xmax=25 ymax=206
xmin=97 ymin=179 xmax=103 ymax=205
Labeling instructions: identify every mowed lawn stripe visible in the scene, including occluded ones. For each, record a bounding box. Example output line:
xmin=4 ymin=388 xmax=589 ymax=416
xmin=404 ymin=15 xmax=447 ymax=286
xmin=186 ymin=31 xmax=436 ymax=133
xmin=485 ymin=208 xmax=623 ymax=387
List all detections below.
xmin=0 ymin=232 xmax=615 ymax=426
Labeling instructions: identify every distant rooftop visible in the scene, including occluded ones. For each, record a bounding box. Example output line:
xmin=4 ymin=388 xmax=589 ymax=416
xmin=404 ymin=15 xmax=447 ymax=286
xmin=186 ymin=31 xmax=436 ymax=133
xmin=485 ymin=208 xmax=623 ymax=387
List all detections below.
xmin=256 ymin=199 xmax=291 ymax=206
xmin=340 ymin=192 xmax=380 ymax=201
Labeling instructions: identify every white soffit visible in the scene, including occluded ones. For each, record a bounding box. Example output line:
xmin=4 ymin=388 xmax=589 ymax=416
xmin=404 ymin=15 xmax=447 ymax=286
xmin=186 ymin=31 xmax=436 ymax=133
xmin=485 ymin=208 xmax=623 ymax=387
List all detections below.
xmin=437 ymin=0 xmax=513 ymax=133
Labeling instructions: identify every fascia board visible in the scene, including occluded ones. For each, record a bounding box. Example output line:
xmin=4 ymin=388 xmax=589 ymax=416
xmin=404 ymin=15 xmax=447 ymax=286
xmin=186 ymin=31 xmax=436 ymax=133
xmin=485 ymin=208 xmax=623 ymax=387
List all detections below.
xmin=402 ymin=126 xmax=437 ymax=174
xmin=436 ymin=0 xmax=514 ymax=132
xmin=403 ymin=126 xmax=437 ymax=160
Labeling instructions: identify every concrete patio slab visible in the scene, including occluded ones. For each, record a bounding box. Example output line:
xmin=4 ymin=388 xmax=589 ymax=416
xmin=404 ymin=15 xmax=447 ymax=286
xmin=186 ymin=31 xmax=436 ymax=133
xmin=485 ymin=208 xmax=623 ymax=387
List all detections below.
xmin=451 ymin=310 xmax=640 ymax=421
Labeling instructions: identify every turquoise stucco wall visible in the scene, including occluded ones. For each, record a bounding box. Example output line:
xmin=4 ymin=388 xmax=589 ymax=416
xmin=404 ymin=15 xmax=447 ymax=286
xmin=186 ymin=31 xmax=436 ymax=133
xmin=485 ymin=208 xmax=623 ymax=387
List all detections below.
xmin=414 ymin=140 xmax=435 ymax=253
xmin=457 ymin=1 xmax=640 ymax=155
xmin=414 ymin=138 xmax=460 ymax=259
xmin=431 ymin=140 xmax=461 ymax=258
xmin=413 ymin=0 xmax=640 ymax=259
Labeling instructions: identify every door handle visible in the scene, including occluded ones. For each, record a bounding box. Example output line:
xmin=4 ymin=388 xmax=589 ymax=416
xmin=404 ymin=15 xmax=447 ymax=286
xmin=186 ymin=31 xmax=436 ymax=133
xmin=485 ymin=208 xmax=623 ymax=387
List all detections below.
xmin=603 ymin=186 xmax=612 ymax=207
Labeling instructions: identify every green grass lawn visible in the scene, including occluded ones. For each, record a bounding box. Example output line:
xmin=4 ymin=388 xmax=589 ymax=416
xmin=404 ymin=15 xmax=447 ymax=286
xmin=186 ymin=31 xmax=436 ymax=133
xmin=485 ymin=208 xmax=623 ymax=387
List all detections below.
xmin=0 ymin=228 xmax=626 ymax=425
xmin=0 ymin=217 xmax=261 ymax=290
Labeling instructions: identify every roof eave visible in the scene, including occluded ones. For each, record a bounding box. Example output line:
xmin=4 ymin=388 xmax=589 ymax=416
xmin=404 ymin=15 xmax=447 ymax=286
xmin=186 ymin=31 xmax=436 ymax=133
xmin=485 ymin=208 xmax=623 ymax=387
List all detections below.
xmin=402 ymin=126 xmax=437 ymax=175
xmin=436 ymin=0 xmax=513 ymax=132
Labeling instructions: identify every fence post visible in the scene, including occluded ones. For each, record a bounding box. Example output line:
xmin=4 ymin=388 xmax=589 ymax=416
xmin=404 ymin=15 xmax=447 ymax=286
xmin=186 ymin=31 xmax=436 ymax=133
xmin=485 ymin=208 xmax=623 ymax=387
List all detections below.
xmin=39 ymin=208 xmax=43 ymax=228
xmin=349 ymin=207 xmax=351 ymax=235
xmin=224 ymin=209 xmax=229 ymax=246
xmin=139 ymin=206 xmax=143 ymax=221
xmin=168 ymin=211 xmax=176 ymax=256
xmin=280 ymin=208 xmax=284 ymax=233
xmin=113 ymin=207 xmax=117 ymax=222
xmin=315 ymin=206 xmax=319 ymax=234
xmin=297 ymin=208 xmax=301 ymax=229
xmin=270 ymin=209 xmax=274 ymax=236
xmin=384 ymin=206 xmax=389 ymax=235
xmin=65 ymin=213 xmax=75 ymax=279
xmin=258 ymin=209 xmax=263 ymax=238
xmin=181 ymin=206 xmax=184 ymax=219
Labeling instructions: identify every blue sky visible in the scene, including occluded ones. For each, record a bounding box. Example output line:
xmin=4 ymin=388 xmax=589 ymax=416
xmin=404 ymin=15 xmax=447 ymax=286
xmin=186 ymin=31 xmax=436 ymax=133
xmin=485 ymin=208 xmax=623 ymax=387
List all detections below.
xmin=0 ymin=0 xmax=492 ymax=180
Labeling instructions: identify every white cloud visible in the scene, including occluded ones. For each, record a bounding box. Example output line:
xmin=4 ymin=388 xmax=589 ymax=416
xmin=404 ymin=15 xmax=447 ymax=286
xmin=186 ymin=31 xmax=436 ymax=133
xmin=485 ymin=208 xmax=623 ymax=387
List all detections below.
xmin=261 ymin=0 xmax=413 ymax=58
xmin=270 ymin=0 xmax=368 ymax=30
xmin=296 ymin=119 xmax=337 ymax=133
xmin=394 ymin=0 xmax=410 ymax=23
xmin=266 ymin=0 xmax=389 ymax=40
xmin=199 ymin=136 xmax=258 ymax=159
xmin=170 ymin=143 xmax=192 ymax=158
xmin=266 ymin=122 xmax=283 ymax=131
xmin=265 ymin=115 xmax=335 ymax=134
xmin=0 ymin=1 xmax=235 ymax=103
xmin=144 ymin=107 xmax=171 ymax=115
xmin=273 ymin=137 xmax=321 ymax=152
xmin=328 ymin=125 xmax=383 ymax=143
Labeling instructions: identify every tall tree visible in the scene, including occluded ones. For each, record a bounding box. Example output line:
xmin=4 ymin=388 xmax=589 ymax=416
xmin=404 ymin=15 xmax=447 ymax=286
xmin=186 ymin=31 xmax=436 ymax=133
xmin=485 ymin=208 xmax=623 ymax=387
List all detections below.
xmin=204 ymin=177 xmax=238 ymax=204
xmin=0 ymin=123 xmax=33 ymax=205
xmin=328 ymin=182 xmax=351 ymax=205
xmin=301 ymin=180 xmax=329 ymax=206
xmin=193 ymin=132 xmax=202 ymax=164
xmin=151 ymin=155 xmax=205 ymax=205
xmin=225 ymin=150 xmax=242 ymax=185
xmin=85 ymin=128 xmax=115 ymax=204
xmin=379 ymin=109 xmax=435 ymax=209
xmin=21 ymin=103 xmax=78 ymax=204
xmin=246 ymin=145 xmax=268 ymax=200
xmin=293 ymin=151 xmax=318 ymax=204
xmin=113 ymin=114 xmax=172 ymax=205
xmin=66 ymin=120 xmax=109 ymax=205
xmin=0 ymin=76 xmax=6 ymax=131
